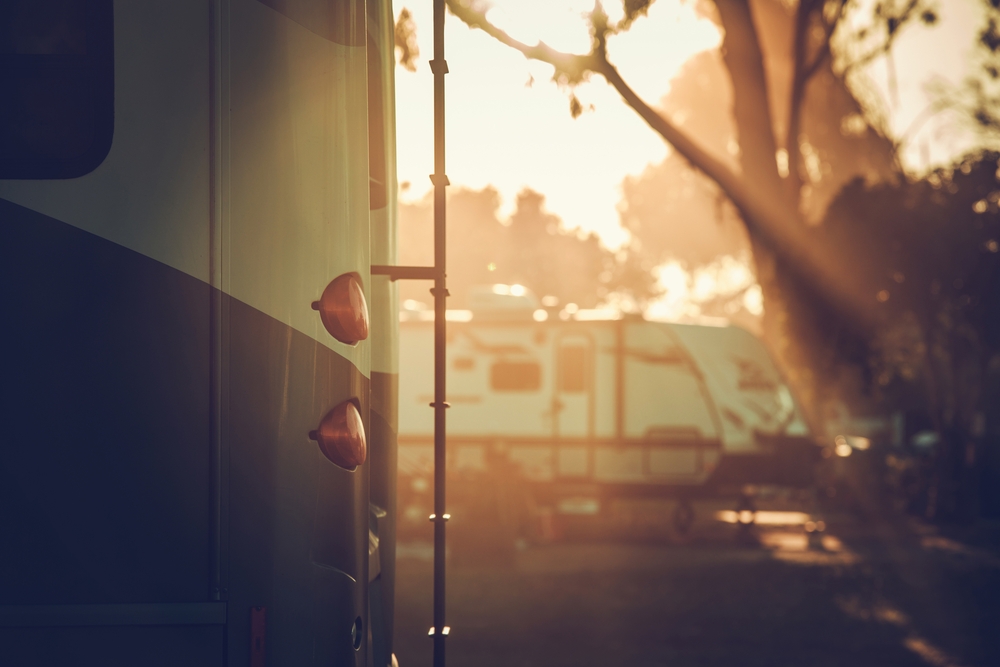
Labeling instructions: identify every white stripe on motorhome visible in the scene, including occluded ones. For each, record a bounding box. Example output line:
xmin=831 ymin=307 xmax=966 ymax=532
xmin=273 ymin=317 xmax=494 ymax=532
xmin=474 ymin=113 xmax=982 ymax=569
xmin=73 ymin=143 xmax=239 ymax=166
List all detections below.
xmin=1 ymin=0 xmax=213 ymax=284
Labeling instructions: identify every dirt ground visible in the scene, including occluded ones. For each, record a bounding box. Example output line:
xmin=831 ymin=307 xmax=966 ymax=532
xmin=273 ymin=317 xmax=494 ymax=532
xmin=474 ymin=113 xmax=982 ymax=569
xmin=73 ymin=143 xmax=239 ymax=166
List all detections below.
xmin=391 ymin=498 xmax=1000 ymax=667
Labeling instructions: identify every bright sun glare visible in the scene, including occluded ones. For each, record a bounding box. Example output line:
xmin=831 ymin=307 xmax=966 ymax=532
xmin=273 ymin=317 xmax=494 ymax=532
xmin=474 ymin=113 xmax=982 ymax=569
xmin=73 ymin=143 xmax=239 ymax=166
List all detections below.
xmin=393 ymin=0 xmax=986 ymax=322
xmin=393 ymin=0 xmax=720 ymax=248
xmin=394 ymin=0 xmax=724 ymax=317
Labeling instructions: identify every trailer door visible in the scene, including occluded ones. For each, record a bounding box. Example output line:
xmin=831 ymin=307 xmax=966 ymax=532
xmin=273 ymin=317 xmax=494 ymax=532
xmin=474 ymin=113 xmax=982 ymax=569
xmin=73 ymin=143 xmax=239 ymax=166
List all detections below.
xmin=554 ymin=334 xmax=594 ymax=441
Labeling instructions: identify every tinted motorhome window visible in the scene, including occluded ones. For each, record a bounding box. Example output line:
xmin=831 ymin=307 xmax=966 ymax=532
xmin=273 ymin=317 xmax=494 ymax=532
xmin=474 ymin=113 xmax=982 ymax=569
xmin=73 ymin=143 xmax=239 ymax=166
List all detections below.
xmin=734 ymin=357 xmax=778 ymax=391
xmin=0 ymin=0 xmax=114 ymax=178
xmin=491 ymin=361 xmax=541 ymax=391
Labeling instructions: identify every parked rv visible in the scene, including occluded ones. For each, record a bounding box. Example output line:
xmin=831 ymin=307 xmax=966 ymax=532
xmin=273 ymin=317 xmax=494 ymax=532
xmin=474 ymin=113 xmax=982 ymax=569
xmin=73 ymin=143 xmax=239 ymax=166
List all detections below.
xmin=397 ymin=287 xmax=821 ymax=533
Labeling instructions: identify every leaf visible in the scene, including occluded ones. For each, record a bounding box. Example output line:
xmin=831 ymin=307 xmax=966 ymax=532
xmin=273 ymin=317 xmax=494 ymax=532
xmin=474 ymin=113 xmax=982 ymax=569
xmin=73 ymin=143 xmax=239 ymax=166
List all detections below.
xmin=394 ymin=8 xmax=420 ymax=72
xmin=619 ymin=0 xmax=657 ymax=30
xmin=981 ymin=18 xmax=1000 ymax=53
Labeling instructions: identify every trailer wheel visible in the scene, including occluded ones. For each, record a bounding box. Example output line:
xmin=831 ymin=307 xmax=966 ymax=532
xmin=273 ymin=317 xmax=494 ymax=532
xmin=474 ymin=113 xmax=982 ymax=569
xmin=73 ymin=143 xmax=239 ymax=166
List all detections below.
xmin=734 ymin=494 xmax=757 ymax=544
xmin=672 ymin=500 xmax=695 ymax=536
xmin=735 ymin=494 xmax=757 ymax=525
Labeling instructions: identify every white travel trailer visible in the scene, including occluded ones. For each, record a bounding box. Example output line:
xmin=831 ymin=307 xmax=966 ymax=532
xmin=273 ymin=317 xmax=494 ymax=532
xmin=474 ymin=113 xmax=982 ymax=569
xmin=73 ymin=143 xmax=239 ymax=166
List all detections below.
xmin=398 ymin=288 xmax=819 ymax=525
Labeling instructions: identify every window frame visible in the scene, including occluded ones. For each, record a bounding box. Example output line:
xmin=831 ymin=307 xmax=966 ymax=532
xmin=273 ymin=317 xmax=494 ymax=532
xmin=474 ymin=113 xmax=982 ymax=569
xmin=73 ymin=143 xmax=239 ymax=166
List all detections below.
xmin=0 ymin=0 xmax=114 ymax=179
xmin=489 ymin=359 xmax=542 ymax=392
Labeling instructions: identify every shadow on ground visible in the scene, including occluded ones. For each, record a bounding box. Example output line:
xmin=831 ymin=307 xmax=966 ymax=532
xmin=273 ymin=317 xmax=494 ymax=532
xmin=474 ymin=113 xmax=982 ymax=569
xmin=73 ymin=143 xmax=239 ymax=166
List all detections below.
xmin=393 ymin=500 xmax=1000 ymax=667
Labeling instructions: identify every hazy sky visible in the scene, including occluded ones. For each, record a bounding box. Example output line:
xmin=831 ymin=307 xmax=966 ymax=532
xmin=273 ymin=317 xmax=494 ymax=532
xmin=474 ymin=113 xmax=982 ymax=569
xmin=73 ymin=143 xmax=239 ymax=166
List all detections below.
xmin=393 ymin=0 xmax=719 ymax=250
xmin=392 ymin=0 xmax=987 ymax=254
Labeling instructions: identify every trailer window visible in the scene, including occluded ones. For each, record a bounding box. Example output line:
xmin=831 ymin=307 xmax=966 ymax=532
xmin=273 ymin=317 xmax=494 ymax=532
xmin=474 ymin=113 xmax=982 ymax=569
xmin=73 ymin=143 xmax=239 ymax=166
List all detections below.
xmin=733 ymin=357 xmax=778 ymax=391
xmin=557 ymin=345 xmax=588 ymax=393
xmin=491 ymin=361 xmax=541 ymax=392
xmin=0 ymin=0 xmax=114 ymax=178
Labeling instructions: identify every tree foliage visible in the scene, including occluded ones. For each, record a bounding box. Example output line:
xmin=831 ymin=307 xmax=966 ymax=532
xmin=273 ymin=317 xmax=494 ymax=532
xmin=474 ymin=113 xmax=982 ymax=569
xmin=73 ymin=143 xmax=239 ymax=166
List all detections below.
xmin=814 ymin=153 xmax=1000 ymax=403
xmin=446 ymin=0 xmax=939 ymax=340
xmin=943 ymin=0 xmax=1000 ymax=139
xmin=394 ymin=7 xmax=420 ymax=72
xmin=797 ymin=151 xmax=1000 ymax=518
xmin=443 ymin=0 xmax=945 ymax=399
xmin=395 ymin=0 xmax=999 ymax=516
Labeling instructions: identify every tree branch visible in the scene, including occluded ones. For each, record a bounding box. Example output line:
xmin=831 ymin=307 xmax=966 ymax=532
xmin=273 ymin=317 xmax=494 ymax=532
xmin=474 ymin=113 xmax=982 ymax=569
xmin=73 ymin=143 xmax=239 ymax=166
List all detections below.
xmin=597 ymin=62 xmax=748 ymax=216
xmin=786 ymin=0 xmax=847 ymax=205
xmin=446 ymin=0 xmax=598 ymax=84
xmin=804 ymin=0 xmax=847 ymax=80
xmin=802 ymin=43 xmax=831 ymax=81
xmin=714 ymin=0 xmax=785 ymax=206
xmin=841 ymin=42 xmax=891 ymax=77
xmin=445 ymin=0 xmax=879 ymax=332
xmin=840 ymin=0 xmax=925 ymax=77
xmin=447 ymin=1 xmax=750 ymax=225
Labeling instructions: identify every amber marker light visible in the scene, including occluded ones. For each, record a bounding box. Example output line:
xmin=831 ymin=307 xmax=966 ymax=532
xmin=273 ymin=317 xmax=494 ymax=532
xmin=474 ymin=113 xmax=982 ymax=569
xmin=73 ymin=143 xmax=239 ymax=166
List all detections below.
xmin=309 ymin=400 xmax=367 ymax=470
xmin=312 ymin=273 xmax=369 ymax=345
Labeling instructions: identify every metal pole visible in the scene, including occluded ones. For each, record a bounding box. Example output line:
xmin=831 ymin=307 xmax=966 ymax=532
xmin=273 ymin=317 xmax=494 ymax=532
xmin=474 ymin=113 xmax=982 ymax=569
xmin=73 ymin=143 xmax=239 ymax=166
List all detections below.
xmin=430 ymin=1 xmax=449 ymax=666
xmin=615 ymin=319 xmax=624 ymax=444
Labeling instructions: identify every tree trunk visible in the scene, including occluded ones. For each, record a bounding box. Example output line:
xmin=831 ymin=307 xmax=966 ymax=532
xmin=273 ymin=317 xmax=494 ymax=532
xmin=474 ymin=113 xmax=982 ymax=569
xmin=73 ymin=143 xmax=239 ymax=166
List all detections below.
xmin=714 ymin=0 xmax=786 ymax=206
xmin=713 ymin=0 xmax=818 ymax=408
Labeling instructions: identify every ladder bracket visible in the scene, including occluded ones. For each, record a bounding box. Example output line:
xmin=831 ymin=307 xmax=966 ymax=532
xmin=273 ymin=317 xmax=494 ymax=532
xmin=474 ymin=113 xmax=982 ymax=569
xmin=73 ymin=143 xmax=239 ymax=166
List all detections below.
xmin=428 ymin=59 xmax=449 ymax=74
xmin=371 ymin=265 xmax=436 ymax=281
xmin=427 ymin=626 xmax=451 ymax=636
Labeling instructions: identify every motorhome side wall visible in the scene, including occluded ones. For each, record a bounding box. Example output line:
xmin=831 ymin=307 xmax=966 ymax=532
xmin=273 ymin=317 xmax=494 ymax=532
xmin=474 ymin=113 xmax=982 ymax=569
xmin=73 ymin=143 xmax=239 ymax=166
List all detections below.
xmin=667 ymin=323 xmax=812 ymax=452
xmin=399 ymin=316 xmax=820 ymax=495
xmin=367 ymin=2 xmax=400 ymax=664
xmin=0 ymin=1 xmax=386 ymax=664
xmin=398 ymin=319 xmax=725 ymax=485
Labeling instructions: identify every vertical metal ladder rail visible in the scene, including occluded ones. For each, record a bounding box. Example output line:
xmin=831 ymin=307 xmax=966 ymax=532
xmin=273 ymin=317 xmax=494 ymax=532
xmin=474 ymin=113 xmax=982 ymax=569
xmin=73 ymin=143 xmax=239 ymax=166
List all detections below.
xmin=371 ymin=2 xmax=449 ymax=665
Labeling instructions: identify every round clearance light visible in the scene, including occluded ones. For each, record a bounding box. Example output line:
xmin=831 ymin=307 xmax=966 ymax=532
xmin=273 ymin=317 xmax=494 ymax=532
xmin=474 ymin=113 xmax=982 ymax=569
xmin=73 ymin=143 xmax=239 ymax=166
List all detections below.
xmin=312 ymin=273 xmax=369 ymax=345
xmin=309 ymin=401 xmax=367 ymax=470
